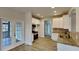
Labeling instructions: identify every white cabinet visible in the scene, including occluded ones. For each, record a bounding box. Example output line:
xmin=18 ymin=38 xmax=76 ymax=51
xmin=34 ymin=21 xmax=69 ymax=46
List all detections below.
xmin=51 ymin=33 xmax=59 ymax=41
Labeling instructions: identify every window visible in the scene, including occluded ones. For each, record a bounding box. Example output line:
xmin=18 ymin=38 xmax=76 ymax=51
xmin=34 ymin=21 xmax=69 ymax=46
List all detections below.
xmin=2 ymin=21 xmax=11 ymax=46
xmin=16 ymin=22 xmax=23 ymax=42
xmin=2 ymin=24 xmax=8 ymax=32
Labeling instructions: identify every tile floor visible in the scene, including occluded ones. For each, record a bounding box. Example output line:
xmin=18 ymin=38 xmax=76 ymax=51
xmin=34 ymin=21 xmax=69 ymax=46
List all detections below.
xmin=10 ymin=36 xmax=79 ymax=51
xmin=10 ymin=37 xmax=57 ymax=51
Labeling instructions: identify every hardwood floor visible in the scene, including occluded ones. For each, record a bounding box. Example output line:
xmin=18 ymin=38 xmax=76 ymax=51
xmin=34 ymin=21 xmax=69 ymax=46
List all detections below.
xmin=10 ymin=37 xmax=57 ymax=51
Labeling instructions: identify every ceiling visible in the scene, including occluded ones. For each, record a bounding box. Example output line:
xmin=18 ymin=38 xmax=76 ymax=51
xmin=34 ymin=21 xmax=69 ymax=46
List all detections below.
xmin=10 ymin=7 xmax=71 ymax=18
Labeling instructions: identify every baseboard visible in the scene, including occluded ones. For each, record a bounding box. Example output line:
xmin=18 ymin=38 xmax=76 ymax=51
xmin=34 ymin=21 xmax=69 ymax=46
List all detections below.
xmin=1 ymin=42 xmax=24 ymax=51
xmin=24 ymin=42 xmax=32 ymax=45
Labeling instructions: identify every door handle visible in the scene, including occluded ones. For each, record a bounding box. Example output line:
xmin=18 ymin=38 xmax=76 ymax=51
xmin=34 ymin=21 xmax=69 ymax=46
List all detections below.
xmin=14 ymin=33 xmax=16 ymax=36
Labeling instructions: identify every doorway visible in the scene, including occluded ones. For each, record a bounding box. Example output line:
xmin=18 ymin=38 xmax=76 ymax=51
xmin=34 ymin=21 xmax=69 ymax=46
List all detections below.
xmin=44 ymin=19 xmax=52 ymax=38
xmin=0 ymin=18 xmax=24 ymax=51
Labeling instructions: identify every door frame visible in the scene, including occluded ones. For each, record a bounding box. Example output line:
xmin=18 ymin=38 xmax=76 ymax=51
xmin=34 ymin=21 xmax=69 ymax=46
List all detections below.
xmin=14 ymin=20 xmax=24 ymax=46
xmin=44 ymin=19 xmax=52 ymax=38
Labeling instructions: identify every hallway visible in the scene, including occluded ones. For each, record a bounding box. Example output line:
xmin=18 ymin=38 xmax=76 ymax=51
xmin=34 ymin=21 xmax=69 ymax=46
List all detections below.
xmin=10 ymin=37 xmax=57 ymax=51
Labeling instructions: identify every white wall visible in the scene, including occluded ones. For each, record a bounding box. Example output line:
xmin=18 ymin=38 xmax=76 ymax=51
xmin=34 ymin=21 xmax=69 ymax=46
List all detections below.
xmin=75 ymin=8 xmax=79 ymax=44
xmin=25 ymin=11 xmax=32 ymax=45
xmin=32 ymin=18 xmax=40 ymax=31
xmin=76 ymin=8 xmax=79 ymax=32
xmin=70 ymin=12 xmax=76 ymax=32
xmin=0 ymin=19 xmax=1 ymax=50
xmin=32 ymin=18 xmax=40 ymax=24
xmin=39 ymin=19 xmax=44 ymax=37
xmin=63 ymin=15 xmax=71 ymax=31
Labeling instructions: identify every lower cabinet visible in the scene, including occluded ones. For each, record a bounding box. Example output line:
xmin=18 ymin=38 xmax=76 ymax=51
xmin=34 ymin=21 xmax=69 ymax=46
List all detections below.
xmin=51 ymin=33 xmax=59 ymax=41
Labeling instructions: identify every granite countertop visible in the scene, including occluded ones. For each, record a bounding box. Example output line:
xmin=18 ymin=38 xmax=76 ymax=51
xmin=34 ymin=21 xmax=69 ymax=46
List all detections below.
xmin=52 ymin=28 xmax=79 ymax=47
xmin=56 ymin=37 xmax=79 ymax=47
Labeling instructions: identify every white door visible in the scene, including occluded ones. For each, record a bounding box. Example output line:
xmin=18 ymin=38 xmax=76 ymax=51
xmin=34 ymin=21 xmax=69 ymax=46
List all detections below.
xmin=1 ymin=18 xmax=13 ymax=50
xmin=0 ymin=18 xmax=24 ymax=51
xmin=14 ymin=20 xmax=24 ymax=45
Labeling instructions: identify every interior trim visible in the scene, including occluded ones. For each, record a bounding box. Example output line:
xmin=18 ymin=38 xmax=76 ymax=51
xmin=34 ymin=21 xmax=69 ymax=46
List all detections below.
xmin=52 ymin=11 xmax=69 ymax=18
xmin=32 ymin=15 xmax=41 ymax=20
